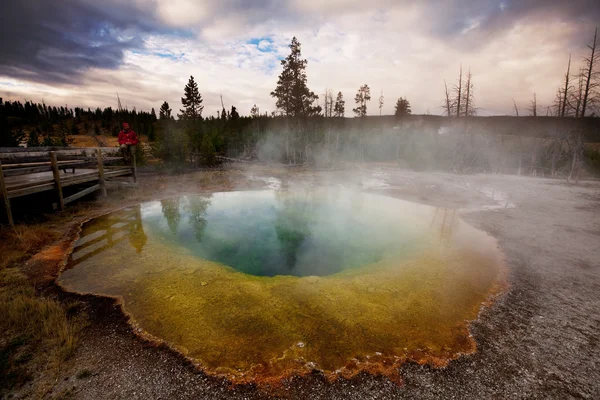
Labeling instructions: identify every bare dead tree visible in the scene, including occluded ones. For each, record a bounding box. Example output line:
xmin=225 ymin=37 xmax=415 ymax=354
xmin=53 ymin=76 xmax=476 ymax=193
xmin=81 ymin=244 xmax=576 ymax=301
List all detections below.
xmin=378 ymin=90 xmax=384 ymax=116
xmin=512 ymin=99 xmax=519 ymax=116
xmin=572 ymin=68 xmax=585 ymax=117
xmin=553 ymin=86 xmax=564 ymax=117
xmin=560 ymin=54 xmax=572 ymax=117
xmin=454 ymin=64 xmax=463 ymax=117
xmin=463 ymin=68 xmax=475 ymax=116
xmin=581 ymin=27 xmax=599 ymax=117
xmin=528 ymin=93 xmax=537 ymax=116
xmin=443 ymin=80 xmax=453 ymax=117
xmin=323 ymin=89 xmax=334 ymax=117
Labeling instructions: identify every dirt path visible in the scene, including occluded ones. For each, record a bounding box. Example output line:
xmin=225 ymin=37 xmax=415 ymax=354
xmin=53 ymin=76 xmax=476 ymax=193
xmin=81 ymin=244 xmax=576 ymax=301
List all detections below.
xmin=20 ymin=167 xmax=600 ymax=399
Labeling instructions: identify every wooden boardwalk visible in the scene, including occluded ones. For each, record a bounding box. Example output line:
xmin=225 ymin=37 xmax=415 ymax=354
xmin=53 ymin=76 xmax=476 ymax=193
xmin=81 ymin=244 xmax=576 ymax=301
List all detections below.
xmin=0 ymin=147 xmax=137 ymax=227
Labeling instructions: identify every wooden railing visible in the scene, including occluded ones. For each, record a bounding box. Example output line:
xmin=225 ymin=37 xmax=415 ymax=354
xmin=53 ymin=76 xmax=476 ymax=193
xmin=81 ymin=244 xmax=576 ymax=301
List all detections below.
xmin=0 ymin=147 xmax=137 ymax=227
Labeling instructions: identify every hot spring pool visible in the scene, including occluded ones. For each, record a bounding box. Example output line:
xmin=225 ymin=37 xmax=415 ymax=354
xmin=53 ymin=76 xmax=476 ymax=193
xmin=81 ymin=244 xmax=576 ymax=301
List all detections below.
xmin=58 ymin=188 xmax=506 ymax=384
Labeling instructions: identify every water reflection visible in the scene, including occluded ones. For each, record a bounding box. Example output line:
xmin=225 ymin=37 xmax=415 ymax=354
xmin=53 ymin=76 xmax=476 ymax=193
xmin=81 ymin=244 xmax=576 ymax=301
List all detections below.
xmin=69 ymin=205 xmax=147 ymax=268
xmin=274 ymin=191 xmax=315 ymax=269
xmin=429 ymin=207 xmax=457 ymax=245
xmin=161 ymin=198 xmax=182 ymax=235
xmin=184 ymin=196 xmax=211 ymax=242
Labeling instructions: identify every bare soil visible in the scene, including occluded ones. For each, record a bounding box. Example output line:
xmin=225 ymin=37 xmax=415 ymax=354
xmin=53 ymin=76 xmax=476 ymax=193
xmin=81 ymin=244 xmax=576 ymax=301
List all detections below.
xmin=7 ymin=165 xmax=600 ymax=399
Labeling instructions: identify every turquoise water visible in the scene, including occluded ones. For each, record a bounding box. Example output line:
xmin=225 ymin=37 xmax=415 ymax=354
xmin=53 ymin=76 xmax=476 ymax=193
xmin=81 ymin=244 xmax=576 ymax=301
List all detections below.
xmin=141 ymin=190 xmax=423 ymax=277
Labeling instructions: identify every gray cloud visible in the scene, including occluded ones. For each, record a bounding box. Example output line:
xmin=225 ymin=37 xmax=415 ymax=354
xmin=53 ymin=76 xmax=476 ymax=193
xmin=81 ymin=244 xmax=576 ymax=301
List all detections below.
xmin=421 ymin=0 xmax=600 ymax=48
xmin=0 ymin=0 xmax=181 ymax=84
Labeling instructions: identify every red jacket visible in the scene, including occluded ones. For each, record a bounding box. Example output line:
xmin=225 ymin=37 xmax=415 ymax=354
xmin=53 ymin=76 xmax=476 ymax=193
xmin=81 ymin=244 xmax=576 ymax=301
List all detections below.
xmin=118 ymin=130 xmax=139 ymax=145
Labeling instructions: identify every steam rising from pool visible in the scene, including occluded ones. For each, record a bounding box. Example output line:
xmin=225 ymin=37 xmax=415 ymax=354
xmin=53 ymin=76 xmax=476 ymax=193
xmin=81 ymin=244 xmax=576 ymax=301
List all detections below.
xmin=58 ymin=188 xmax=506 ymax=385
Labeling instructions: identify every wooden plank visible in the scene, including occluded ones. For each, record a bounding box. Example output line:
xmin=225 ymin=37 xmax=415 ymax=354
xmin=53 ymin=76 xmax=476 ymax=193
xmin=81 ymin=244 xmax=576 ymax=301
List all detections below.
xmin=0 ymin=159 xmax=14 ymax=227
xmin=50 ymin=152 xmax=65 ymax=211
xmin=0 ymin=146 xmax=121 ymax=154
xmin=6 ymin=178 xmax=56 ymax=192
xmin=61 ymin=170 xmax=99 ymax=183
xmin=96 ymin=149 xmax=107 ymax=197
xmin=61 ymin=173 xmax=101 ymax=188
xmin=2 ymin=160 xmax=85 ymax=169
xmin=7 ymin=182 xmax=55 ymax=199
xmin=105 ymin=169 xmax=132 ymax=179
xmin=62 ymin=184 xmax=101 ymax=206
xmin=3 ymin=165 xmax=54 ymax=176
xmin=106 ymin=181 xmax=138 ymax=189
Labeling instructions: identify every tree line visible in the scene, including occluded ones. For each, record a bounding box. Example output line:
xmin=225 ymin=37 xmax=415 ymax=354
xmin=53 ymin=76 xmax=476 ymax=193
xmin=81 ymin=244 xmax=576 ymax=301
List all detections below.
xmin=0 ymin=98 xmax=157 ymax=147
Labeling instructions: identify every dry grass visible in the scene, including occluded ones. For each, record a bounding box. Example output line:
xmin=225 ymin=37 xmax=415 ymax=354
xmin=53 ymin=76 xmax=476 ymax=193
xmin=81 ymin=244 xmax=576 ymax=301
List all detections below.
xmin=0 ymin=223 xmax=86 ymax=398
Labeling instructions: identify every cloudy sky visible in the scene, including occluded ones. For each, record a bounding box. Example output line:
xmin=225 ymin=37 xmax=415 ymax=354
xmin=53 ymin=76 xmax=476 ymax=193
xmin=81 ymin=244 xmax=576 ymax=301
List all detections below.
xmin=0 ymin=0 xmax=598 ymax=117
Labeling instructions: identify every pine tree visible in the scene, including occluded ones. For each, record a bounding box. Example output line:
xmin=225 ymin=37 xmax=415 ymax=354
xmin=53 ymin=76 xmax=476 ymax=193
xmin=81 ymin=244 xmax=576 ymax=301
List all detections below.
xmin=394 ymin=97 xmax=411 ymax=118
xmin=353 ymin=84 xmax=371 ymax=117
xmin=230 ymin=106 xmax=240 ymax=120
xmin=270 ymin=37 xmax=321 ymax=117
xmin=200 ymin=134 xmax=216 ymax=165
xmin=159 ymin=101 xmax=172 ymax=120
xmin=27 ymin=129 xmax=40 ymax=147
xmin=179 ymin=76 xmax=203 ymax=120
xmin=333 ymin=92 xmax=345 ymax=117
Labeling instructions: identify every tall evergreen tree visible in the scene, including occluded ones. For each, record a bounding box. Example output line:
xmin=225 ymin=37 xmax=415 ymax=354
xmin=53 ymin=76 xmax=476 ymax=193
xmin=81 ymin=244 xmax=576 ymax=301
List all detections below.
xmin=179 ymin=76 xmax=203 ymax=120
xmin=353 ymin=84 xmax=371 ymax=117
xmin=394 ymin=97 xmax=412 ymax=118
xmin=270 ymin=37 xmax=321 ymax=117
xmin=27 ymin=129 xmax=40 ymax=147
xmin=230 ymin=106 xmax=240 ymax=120
xmin=159 ymin=101 xmax=172 ymax=120
xmin=333 ymin=92 xmax=345 ymax=117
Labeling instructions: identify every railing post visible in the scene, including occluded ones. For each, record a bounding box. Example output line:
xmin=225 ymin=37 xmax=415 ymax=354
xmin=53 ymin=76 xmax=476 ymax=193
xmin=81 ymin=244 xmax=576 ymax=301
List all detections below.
xmin=0 ymin=159 xmax=14 ymax=227
xmin=96 ymin=149 xmax=107 ymax=197
xmin=50 ymin=151 xmax=64 ymax=211
xmin=131 ymin=146 xmax=138 ymax=183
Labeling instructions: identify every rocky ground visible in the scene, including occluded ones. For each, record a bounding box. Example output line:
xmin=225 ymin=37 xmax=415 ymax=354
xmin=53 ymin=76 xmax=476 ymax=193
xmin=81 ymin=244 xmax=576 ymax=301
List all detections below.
xmin=8 ymin=164 xmax=600 ymax=399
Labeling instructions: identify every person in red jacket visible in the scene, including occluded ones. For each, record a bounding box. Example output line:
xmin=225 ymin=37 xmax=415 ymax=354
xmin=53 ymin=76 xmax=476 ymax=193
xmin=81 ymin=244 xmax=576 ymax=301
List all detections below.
xmin=118 ymin=122 xmax=139 ymax=163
